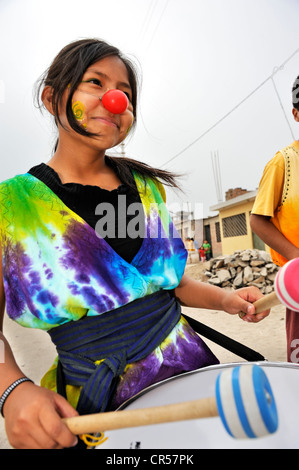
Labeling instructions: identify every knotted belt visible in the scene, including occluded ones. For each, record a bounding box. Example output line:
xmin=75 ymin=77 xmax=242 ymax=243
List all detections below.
xmin=48 ymin=290 xmax=181 ymax=415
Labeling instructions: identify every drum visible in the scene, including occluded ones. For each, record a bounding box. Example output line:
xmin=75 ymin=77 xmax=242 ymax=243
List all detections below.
xmin=94 ymin=362 xmax=299 ymax=449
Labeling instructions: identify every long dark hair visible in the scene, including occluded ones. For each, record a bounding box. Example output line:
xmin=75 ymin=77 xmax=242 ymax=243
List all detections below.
xmin=35 ymin=38 xmax=181 ymax=192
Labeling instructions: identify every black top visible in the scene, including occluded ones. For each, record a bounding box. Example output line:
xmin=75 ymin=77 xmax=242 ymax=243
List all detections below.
xmin=28 ymin=161 xmax=144 ymax=263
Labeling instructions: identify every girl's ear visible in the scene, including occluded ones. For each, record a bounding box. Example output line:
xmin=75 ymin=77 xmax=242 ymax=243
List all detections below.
xmin=41 ymin=86 xmax=55 ymax=115
xmin=292 ymin=107 xmax=299 ymax=123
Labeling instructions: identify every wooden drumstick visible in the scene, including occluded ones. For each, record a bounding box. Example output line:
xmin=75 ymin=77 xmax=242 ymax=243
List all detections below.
xmin=253 ymin=258 xmax=299 ymax=314
xmin=253 ymin=291 xmax=280 ymax=313
xmin=63 ymin=365 xmax=278 ymax=440
xmin=63 ymin=397 xmax=218 ymax=435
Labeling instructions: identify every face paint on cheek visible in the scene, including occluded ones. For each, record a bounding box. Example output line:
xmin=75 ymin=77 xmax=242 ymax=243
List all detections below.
xmin=72 ymin=100 xmax=87 ymax=129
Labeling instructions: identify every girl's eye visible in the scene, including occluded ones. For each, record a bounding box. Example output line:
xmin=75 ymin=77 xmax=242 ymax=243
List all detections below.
xmin=84 ymin=78 xmax=102 ymax=87
xmin=123 ymin=91 xmax=132 ymax=101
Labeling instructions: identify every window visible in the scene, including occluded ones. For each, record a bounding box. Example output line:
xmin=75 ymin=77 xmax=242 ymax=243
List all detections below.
xmin=215 ymin=222 xmax=221 ymax=242
xmin=222 ymin=213 xmax=247 ymax=237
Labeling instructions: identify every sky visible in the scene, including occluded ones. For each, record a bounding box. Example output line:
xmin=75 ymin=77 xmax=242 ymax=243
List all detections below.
xmin=0 ymin=0 xmax=298 ymax=218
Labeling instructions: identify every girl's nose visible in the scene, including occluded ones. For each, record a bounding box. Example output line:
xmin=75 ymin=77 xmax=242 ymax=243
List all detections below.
xmin=100 ymin=89 xmax=128 ymax=114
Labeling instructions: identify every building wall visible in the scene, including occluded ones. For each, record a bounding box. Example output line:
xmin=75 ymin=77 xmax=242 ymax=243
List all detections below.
xmin=225 ymin=187 xmax=248 ymax=200
xmin=210 ymin=218 xmax=222 ymax=257
xmin=194 ymin=219 xmax=204 ymax=246
xmin=217 ymin=200 xmax=270 ymax=255
xmin=203 ymin=216 xmax=222 ymax=257
xmin=172 ymin=195 xmax=271 ymax=260
xmin=218 ymin=200 xmax=254 ymax=255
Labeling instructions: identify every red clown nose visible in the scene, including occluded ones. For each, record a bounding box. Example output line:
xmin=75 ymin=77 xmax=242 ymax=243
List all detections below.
xmin=101 ymin=89 xmax=128 ymax=114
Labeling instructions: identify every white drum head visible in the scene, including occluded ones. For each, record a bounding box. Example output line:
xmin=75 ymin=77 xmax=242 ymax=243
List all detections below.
xmin=93 ymin=362 xmax=299 ymax=449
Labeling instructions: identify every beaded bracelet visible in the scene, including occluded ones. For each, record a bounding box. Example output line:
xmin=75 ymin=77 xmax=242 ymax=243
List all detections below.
xmin=0 ymin=377 xmax=33 ymax=417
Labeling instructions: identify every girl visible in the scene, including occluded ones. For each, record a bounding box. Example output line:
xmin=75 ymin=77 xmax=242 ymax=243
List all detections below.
xmin=0 ymin=38 xmax=269 ymax=449
xmin=199 ymin=245 xmax=206 ymax=262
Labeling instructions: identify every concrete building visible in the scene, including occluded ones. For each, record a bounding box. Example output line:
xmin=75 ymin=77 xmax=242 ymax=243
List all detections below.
xmin=171 ymin=187 xmax=269 ymax=260
xmin=210 ymin=188 xmax=268 ymax=256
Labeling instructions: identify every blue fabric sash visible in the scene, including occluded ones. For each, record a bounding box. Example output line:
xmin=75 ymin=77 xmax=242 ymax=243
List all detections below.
xmin=48 ymin=290 xmax=181 ymax=414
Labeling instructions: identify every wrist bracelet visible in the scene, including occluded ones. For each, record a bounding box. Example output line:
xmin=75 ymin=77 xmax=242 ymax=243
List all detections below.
xmin=0 ymin=377 xmax=34 ymax=417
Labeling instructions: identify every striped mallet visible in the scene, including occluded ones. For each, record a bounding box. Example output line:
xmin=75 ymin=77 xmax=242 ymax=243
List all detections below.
xmin=253 ymin=258 xmax=299 ymax=313
xmin=63 ymin=365 xmax=278 ymax=440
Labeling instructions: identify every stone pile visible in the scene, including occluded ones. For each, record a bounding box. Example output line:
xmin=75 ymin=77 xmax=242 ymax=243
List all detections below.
xmin=204 ymin=249 xmax=279 ymax=294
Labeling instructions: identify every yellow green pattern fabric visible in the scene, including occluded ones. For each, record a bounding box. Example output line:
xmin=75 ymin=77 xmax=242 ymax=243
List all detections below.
xmin=0 ymin=171 xmax=218 ymax=409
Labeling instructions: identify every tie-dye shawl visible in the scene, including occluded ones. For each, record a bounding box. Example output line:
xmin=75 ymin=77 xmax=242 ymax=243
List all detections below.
xmin=0 ymin=172 xmax=218 ymax=408
xmin=0 ymin=172 xmax=187 ymax=328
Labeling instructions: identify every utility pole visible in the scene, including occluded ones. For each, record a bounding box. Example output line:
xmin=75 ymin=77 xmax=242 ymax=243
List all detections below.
xmin=121 ymin=142 xmax=126 ymax=157
xmin=211 ymin=150 xmax=223 ymax=202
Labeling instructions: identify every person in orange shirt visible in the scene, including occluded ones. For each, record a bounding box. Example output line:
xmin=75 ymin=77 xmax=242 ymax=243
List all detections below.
xmin=250 ymin=75 xmax=299 ymax=362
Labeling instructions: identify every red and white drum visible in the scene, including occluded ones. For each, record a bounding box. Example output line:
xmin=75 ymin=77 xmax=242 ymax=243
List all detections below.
xmin=95 ymin=362 xmax=299 ymax=449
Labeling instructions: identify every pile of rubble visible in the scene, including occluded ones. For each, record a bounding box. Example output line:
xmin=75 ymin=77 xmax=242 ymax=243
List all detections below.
xmin=204 ymin=249 xmax=279 ymax=294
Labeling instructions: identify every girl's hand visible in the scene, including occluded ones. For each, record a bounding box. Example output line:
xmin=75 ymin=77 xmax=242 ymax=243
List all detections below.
xmin=221 ymin=286 xmax=270 ymax=323
xmin=3 ymin=381 xmax=79 ymax=449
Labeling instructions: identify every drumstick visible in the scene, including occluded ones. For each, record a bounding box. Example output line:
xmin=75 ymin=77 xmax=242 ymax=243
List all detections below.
xmin=253 ymin=291 xmax=280 ymax=313
xmin=253 ymin=258 xmax=299 ymax=314
xmin=63 ymin=397 xmax=218 ymax=434
xmin=63 ymin=365 xmax=278 ymax=440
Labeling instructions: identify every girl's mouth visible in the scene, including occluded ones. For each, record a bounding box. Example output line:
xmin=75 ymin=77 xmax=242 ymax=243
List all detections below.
xmin=92 ymin=116 xmax=119 ymax=129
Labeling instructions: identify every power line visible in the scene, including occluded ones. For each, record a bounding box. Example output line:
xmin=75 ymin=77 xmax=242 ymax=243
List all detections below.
xmin=138 ymin=0 xmax=169 ymax=51
xmin=145 ymin=0 xmax=170 ymax=51
xmin=271 ymin=75 xmax=295 ymax=141
xmin=138 ymin=0 xmax=158 ymax=42
xmin=161 ymin=48 xmax=299 ymax=167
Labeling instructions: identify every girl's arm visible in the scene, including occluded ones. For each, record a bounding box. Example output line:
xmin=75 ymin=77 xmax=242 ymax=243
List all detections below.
xmin=174 ymin=274 xmax=270 ymax=323
xmin=250 ymin=214 xmax=299 ymax=261
xmin=0 ymin=247 xmax=78 ymax=449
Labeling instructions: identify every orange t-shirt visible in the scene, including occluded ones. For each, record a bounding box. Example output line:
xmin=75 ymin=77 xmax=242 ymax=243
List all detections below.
xmin=251 ymin=141 xmax=299 ymax=267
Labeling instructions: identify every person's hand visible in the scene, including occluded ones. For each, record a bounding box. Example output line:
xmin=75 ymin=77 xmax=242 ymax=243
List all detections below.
xmin=221 ymin=286 xmax=270 ymax=323
xmin=3 ymin=380 xmax=79 ymax=449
